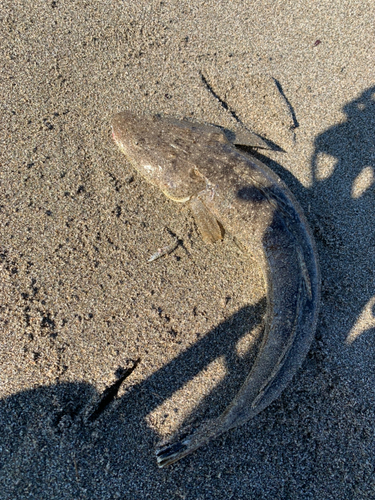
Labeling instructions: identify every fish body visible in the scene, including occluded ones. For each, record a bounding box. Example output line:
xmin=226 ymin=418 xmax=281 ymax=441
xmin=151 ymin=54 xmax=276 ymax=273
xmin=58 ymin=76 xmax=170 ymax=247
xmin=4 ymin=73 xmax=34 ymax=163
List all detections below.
xmin=112 ymin=110 xmax=320 ymax=467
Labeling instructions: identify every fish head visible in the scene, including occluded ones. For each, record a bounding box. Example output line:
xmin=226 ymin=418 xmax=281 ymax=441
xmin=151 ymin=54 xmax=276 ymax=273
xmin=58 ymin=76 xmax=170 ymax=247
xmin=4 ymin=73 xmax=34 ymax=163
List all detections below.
xmin=112 ymin=110 xmax=211 ymax=202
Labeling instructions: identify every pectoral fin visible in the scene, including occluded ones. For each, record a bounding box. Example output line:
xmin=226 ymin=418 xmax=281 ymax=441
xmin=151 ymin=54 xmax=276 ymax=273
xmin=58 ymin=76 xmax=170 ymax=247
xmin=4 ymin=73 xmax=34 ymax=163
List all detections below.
xmin=190 ymin=198 xmax=223 ymax=244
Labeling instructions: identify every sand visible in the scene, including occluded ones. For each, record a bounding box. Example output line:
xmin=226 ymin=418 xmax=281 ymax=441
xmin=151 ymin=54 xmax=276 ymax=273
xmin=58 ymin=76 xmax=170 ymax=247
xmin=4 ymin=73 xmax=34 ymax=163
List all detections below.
xmin=1 ymin=1 xmax=375 ymax=498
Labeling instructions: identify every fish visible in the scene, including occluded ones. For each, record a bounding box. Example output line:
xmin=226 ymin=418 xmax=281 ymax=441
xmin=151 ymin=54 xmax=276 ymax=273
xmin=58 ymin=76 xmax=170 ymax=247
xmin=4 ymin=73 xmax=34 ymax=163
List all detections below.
xmin=111 ymin=110 xmax=320 ymax=467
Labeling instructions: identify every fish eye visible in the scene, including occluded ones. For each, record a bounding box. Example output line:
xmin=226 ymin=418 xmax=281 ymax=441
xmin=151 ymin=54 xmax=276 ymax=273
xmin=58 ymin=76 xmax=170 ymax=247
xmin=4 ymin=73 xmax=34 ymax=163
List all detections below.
xmin=133 ymin=137 xmax=145 ymax=147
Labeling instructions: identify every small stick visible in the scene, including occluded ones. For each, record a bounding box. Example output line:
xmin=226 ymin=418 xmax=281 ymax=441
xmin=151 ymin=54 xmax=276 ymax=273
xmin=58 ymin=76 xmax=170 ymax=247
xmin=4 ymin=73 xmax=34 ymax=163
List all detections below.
xmin=148 ymin=240 xmax=180 ymax=262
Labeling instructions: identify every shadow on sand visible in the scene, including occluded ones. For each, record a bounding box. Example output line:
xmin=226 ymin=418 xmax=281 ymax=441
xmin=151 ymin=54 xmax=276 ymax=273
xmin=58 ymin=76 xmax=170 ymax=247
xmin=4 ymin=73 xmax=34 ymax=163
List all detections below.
xmin=1 ymin=87 xmax=374 ymax=499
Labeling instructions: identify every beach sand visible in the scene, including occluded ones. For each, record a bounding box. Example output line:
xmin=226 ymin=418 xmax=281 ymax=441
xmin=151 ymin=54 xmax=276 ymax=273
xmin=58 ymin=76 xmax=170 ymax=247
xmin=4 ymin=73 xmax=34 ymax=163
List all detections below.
xmin=1 ymin=1 xmax=375 ymax=498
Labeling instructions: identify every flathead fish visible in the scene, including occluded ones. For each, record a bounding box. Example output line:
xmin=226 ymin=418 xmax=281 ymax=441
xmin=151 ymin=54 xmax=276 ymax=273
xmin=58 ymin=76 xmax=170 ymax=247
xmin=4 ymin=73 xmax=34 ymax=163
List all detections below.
xmin=112 ymin=110 xmax=320 ymax=467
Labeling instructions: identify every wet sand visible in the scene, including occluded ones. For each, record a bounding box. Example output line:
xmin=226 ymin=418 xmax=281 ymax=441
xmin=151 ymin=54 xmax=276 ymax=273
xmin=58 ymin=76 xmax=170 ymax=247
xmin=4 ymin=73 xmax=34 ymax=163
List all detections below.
xmin=1 ymin=1 xmax=375 ymax=498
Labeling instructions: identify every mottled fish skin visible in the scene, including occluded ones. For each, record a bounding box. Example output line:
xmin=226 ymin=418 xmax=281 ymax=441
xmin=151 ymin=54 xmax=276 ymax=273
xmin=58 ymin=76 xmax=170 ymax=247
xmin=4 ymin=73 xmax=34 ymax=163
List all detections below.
xmin=112 ymin=110 xmax=320 ymax=467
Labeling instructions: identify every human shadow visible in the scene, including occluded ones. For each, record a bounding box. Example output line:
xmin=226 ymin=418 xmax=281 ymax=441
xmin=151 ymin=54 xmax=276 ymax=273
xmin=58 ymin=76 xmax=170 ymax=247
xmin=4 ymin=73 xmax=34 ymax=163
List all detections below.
xmin=253 ymin=85 xmax=375 ymax=365
xmin=310 ymin=86 xmax=375 ymax=342
xmin=1 ymin=87 xmax=375 ymax=498
xmin=0 ymin=302 xmax=266 ymax=498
